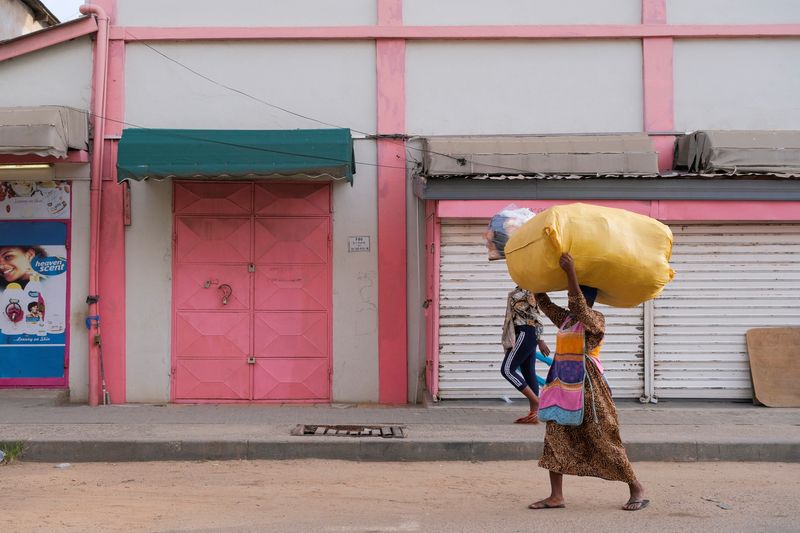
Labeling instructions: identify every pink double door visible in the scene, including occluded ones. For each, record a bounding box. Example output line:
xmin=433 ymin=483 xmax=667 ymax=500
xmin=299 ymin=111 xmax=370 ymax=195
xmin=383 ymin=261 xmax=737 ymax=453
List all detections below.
xmin=172 ymin=182 xmax=331 ymax=402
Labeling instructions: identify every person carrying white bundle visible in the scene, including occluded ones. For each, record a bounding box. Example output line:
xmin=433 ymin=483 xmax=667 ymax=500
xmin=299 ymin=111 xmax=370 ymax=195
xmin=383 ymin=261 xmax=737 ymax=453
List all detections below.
xmin=485 ymin=206 xmax=550 ymax=423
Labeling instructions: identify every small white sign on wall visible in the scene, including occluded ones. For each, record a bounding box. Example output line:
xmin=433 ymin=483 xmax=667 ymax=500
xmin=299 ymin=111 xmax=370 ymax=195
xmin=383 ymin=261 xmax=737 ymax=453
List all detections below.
xmin=348 ymin=236 xmax=371 ymax=252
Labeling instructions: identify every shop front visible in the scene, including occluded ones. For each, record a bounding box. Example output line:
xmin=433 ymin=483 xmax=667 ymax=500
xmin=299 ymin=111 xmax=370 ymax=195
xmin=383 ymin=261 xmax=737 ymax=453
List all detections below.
xmin=0 ymin=106 xmax=89 ymax=389
xmin=0 ymin=200 xmax=70 ymax=386
xmin=117 ymin=127 xmax=354 ymax=403
xmin=415 ymin=133 xmax=800 ymax=402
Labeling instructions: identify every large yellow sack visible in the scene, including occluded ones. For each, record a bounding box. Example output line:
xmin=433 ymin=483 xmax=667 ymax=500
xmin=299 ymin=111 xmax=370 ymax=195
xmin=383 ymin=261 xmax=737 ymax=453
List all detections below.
xmin=504 ymin=203 xmax=675 ymax=307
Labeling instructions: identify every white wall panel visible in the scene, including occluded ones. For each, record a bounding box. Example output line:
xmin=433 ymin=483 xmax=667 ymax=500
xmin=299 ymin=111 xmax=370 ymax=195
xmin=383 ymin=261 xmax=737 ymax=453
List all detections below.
xmin=125 ymin=42 xmax=376 ymax=134
xmin=437 ymin=219 xmax=644 ymax=400
xmin=405 ymin=0 xmax=640 ymax=25
xmin=675 ymin=40 xmax=800 ymax=131
xmin=118 ymin=0 xmax=376 ymax=27
xmin=668 ymin=0 xmax=800 ymax=24
xmin=0 ymin=38 xmax=91 ymax=110
xmin=125 ymin=180 xmax=172 ymax=403
xmin=68 ymin=180 xmax=90 ymax=402
xmin=332 ymin=141 xmax=379 ymax=403
xmin=654 ymin=225 xmax=800 ymax=400
xmin=407 ymin=41 xmax=643 ymax=135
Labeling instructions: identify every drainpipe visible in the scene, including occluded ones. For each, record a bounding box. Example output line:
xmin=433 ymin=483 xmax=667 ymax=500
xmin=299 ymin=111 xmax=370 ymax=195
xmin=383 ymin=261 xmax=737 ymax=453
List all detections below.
xmin=80 ymin=3 xmax=110 ymax=406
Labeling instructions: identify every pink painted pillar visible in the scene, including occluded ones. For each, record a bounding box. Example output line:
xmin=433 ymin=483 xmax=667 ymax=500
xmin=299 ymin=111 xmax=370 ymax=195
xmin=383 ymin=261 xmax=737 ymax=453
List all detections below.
xmin=376 ymin=0 xmax=407 ymax=404
xmin=642 ymin=0 xmax=675 ymax=171
xmin=99 ymin=143 xmax=126 ymax=403
xmin=96 ymin=0 xmax=126 ymax=403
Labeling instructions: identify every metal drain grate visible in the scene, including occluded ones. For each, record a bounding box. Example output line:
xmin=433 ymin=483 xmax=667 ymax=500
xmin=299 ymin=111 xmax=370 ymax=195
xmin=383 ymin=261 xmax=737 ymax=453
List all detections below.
xmin=290 ymin=424 xmax=407 ymax=438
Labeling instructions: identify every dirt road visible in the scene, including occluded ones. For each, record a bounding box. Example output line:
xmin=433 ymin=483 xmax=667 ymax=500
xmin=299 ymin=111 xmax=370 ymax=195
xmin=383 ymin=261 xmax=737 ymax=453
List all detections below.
xmin=1 ymin=460 xmax=797 ymax=532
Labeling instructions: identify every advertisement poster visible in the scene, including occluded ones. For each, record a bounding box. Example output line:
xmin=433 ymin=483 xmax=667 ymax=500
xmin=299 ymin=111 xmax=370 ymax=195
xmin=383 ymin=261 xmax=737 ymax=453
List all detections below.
xmin=0 ymin=181 xmax=70 ymax=220
xmin=0 ymin=221 xmax=68 ymax=380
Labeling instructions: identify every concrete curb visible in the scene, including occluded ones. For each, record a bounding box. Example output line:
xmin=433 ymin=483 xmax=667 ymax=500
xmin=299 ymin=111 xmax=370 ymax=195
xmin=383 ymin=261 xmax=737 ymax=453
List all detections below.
xmin=14 ymin=439 xmax=800 ymax=463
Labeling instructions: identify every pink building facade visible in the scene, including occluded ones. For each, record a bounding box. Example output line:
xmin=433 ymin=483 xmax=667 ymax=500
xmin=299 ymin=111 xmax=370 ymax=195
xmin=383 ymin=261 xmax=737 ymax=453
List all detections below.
xmin=1 ymin=0 xmax=799 ymax=404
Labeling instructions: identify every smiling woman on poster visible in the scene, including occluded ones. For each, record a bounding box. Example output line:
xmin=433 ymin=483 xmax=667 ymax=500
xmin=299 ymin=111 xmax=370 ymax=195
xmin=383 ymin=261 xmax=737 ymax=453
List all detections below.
xmin=0 ymin=192 xmax=71 ymax=382
xmin=0 ymin=244 xmax=67 ymax=337
xmin=0 ymin=245 xmax=48 ymax=290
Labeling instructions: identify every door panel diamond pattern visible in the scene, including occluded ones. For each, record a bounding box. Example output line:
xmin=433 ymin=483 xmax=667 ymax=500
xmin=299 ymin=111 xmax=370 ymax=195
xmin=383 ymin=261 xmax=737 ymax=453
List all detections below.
xmin=254 ymin=265 xmax=327 ymax=311
xmin=175 ymin=312 xmax=250 ymax=358
xmin=254 ymin=218 xmax=328 ymax=264
xmin=174 ymin=182 xmax=251 ymax=215
xmin=254 ymin=312 xmax=327 ymax=358
xmin=175 ymin=359 xmax=250 ymax=399
xmin=175 ymin=217 xmax=251 ymax=263
xmin=255 ymin=183 xmax=329 ymax=216
xmin=173 ymin=182 xmax=330 ymax=402
xmin=253 ymin=358 xmax=328 ymax=400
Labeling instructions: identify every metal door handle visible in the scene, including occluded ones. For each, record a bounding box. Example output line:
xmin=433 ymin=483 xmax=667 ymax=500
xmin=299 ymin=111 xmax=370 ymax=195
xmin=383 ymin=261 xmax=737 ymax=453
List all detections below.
xmin=218 ymin=284 xmax=232 ymax=305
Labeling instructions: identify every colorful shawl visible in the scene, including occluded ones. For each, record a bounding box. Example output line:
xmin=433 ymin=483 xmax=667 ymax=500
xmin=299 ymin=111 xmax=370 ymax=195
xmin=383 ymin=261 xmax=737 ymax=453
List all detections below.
xmin=538 ymin=318 xmax=598 ymax=426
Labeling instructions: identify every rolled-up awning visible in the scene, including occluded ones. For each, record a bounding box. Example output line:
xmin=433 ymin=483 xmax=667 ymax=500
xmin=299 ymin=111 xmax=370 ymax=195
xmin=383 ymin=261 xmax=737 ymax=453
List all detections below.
xmin=420 ymin=134 xmax=659 ymax=176
xmin=0 ymin=106 xmax=88 ymax=158
xmin=674 ymin=130 xmax=800 ymax=174
xmin=116 ymin=128 xmax=356 ymax=183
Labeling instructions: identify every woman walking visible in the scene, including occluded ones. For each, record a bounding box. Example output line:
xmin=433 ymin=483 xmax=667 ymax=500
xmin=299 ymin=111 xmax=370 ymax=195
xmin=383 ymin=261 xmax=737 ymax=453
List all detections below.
xmin=500 ymin=286 xmax=550 ymax=424
xmin=530 ymin=253 xmax=648 ymax=511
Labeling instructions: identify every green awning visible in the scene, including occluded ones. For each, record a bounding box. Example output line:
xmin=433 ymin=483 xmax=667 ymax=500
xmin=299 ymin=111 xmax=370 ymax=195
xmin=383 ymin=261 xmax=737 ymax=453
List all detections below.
xmin=116 ymin=128 xmax=355 ymax=183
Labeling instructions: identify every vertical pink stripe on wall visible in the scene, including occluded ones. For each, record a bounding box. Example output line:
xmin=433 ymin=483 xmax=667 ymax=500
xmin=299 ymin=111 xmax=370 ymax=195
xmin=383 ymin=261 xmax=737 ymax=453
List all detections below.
xmin=642 ymin=38 xmax=673 ymax=132
xmin=376 ymin=0 xmax=408 ymax=404
xmin=105 ymin=39 xmax=125 ymax=137
xmin=98 ymin=142 xmax=126 ymax=403
xmin=97 ymin=0 xmax=126 ymax=403
xmin=642 ymin=0 xmax=675 ymax=171
xmin=378 ymin=0 xmax=403 ymax=27
xmin=642 ymin=0 xmax=667 ymax=24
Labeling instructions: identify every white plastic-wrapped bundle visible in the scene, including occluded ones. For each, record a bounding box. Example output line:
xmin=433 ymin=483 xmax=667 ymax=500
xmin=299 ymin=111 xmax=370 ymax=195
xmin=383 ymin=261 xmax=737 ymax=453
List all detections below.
xmin=484 ymin=205 xmax=535 ymax=261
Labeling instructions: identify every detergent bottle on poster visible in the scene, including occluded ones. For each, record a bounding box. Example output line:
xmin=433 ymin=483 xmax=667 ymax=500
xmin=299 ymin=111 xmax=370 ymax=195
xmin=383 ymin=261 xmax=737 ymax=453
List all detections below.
xmin=2 ymin=282 xmax=26 ymax=335
xmin=23 ymin=273 xmax=46 ymax=336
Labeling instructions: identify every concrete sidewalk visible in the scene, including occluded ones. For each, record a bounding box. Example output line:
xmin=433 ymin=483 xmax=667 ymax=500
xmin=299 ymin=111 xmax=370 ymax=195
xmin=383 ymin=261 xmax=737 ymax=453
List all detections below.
xmin=1 ymin=391 xmax=798 ymax=463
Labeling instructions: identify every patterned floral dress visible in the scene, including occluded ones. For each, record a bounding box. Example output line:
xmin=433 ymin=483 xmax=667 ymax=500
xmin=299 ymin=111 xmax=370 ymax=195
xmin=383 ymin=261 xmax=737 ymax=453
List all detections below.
xmin=501 ymin=287 xmax=544 ymax=350
xmin=534 ymin=292 xmax=637 ymax=483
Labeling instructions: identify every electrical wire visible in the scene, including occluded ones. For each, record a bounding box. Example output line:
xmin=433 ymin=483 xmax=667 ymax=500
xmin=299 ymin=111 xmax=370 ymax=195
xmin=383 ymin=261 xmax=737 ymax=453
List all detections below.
xmin=123 ymin=32 xmax=551 ymax=177
xmin=79 ymin=109 xmax=415 ymax=173
xmin=125 ymin=31 xmax=368 ymax=135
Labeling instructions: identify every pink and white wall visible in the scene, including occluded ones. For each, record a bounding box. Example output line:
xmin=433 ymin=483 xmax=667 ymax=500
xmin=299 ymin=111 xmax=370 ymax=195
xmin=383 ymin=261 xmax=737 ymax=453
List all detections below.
xmin=1 ymin=0 xmax=799 ymax=403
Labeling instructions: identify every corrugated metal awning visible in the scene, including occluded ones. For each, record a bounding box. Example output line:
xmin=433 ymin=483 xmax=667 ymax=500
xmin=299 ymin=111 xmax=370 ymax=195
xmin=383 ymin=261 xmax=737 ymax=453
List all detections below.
xmin=674 ymin=130 xmax=800 ymax=174
xmin=420 ymin=134 xmax=659 ymax=177
xmin=0 ymin=106 xmax=88 ymax=158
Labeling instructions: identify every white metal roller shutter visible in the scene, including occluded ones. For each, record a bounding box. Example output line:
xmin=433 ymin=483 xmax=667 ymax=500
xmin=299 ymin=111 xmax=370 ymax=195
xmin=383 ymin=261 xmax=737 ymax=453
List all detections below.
xmin=438 ymin=219 xmax=644 ymax=400
xmin=653 ymin=224 xmax=800 ymax=399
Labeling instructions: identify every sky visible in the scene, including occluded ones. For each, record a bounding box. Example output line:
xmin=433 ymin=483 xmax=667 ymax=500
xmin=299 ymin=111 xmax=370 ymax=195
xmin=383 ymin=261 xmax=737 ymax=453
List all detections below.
xmin=43 ymin=0 xmax=84 ymax=22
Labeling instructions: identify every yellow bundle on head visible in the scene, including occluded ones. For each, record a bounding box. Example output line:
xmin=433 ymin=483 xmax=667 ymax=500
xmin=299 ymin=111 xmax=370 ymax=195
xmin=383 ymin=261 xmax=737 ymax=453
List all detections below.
xmin=504 ymin=203 xmax=675 ymax=307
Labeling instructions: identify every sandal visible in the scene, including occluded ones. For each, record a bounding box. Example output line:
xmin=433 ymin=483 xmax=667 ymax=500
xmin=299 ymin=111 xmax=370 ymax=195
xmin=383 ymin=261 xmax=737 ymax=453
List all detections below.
xmin=514 ymin=411 xmax=540 ymax=424
xmin=528 ymin=500 xmax=565 ymax=510
xmin=622 ymin=499 xmax=650 ymax=511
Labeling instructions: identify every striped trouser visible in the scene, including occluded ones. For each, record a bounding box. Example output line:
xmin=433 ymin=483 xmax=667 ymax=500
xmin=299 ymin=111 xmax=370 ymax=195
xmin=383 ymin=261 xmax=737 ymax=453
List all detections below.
xmin=500 ymin=324 xmax=539 ymax=394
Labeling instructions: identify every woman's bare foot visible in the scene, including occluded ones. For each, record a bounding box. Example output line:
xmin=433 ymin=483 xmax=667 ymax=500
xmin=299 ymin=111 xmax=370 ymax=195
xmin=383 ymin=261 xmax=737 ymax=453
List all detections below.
xmin=622 ymin=481 xmax=649 ymax=511
xmin=528 ymin=497 xmax=565 ymax=509
xmin=514 ymin=411 xmax=539 ymax=424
